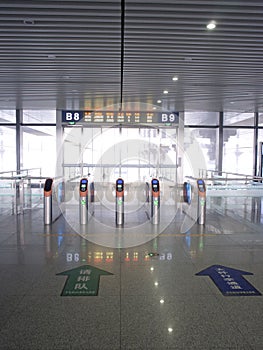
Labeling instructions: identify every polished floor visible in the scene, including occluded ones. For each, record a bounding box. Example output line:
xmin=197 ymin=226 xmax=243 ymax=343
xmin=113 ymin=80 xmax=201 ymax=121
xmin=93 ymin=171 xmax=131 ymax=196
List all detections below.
xmin=0 ymin=195 xmax=263 ymax=349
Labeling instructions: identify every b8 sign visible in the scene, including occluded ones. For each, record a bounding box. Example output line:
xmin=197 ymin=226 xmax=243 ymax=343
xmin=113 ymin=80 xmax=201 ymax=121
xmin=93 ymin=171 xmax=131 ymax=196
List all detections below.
xmin=62 ymin=111 xmax=83 ymax=123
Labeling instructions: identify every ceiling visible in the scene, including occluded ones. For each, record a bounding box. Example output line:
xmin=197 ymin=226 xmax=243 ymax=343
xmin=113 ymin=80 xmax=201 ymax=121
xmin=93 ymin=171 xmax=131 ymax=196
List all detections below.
xmin=0 ymin=0 xmax=263 ymax=113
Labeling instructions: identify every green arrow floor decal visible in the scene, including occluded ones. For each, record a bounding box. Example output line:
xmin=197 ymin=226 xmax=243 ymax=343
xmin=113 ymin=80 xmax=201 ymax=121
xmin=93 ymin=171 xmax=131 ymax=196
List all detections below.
xmin=56 ymin=265 xmax=113 ymax=296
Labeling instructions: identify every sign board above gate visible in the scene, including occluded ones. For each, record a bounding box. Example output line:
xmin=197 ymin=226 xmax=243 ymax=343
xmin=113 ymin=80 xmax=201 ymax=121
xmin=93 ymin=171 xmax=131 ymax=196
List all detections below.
xmin=62 ymin=110 xmax=179 ymax=126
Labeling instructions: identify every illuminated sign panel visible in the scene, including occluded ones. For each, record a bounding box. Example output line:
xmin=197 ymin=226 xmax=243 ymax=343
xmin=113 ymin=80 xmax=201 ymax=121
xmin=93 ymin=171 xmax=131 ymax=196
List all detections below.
xmin=62 ymin=110 xmax=179 ymax=125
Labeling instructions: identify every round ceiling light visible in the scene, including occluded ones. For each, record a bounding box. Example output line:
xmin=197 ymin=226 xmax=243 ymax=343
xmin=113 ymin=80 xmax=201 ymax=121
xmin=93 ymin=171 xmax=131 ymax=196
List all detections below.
xmin=206 ymin=21 xmax=216 ymax=30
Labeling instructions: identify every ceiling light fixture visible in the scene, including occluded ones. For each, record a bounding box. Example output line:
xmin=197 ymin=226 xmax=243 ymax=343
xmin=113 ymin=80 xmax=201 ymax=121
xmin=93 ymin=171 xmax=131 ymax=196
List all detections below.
xmin=47 ymin=54 xmax=56 ymax=59
xmin=157 ymin=100 xmax=162 ymax=103
xmin=23 ymin=19 xmax=35 ymax=25
xmin=172 ymin=76 xmax=178 ymax=81
xmin=163 ymin=90 xmax=168 ymax=94
xmin=206 ymin=21 xmax=216 ymax=30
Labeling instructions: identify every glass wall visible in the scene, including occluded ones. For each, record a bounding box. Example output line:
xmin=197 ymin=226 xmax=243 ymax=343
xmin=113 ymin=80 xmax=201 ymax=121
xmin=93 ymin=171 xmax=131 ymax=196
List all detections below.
xmin=22 ymin=125 xmax=56 ymax=176
xmin=0 ymin=110 xmax=16 ymax=123
xmin=224 ymin=112 xmax=254 ymax=126
xmin=0 ymin=109 xmax=263 ymax=179
xmin=23 ymin=110 xmax=56 ymax=124
xmin=63 ymin=126 xmax=178 ymax=183
xmin=184 ymin=128 xmax=218 ymax=173
xmin=185 ymin=111 xmax=218 ymax=125
xmin=222 ymin=128 xmax=254 ymax=175
xmin=0 ymin=126 xmax=16 ymax=172
xmin=259 ymin=113 xmax=263 ymax=126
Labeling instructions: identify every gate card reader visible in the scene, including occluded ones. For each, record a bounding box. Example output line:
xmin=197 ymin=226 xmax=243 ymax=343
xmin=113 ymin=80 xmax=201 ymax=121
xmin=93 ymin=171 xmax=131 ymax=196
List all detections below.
xmin=151 ymin=178 xmax=160 ymax=197
xmin=197 ymin=179 xmax=206 ymax=194
xmin=80 ymin=178 xmax=88 ymax=196
xmin=116 ymin=178 xmax=124 ymax=196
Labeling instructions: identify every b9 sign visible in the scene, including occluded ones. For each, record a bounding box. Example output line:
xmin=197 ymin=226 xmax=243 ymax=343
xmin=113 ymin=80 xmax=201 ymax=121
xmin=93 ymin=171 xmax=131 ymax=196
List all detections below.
xmin=161 ymin=113 xmax=179 ymax=123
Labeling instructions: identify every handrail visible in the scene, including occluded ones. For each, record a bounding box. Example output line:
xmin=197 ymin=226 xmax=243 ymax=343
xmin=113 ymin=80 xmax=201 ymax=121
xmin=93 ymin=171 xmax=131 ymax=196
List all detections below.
xmin=0 ymin=168 xmax=42 ymax=177
xmin=198 ymin=169 xmax=263 ymax=185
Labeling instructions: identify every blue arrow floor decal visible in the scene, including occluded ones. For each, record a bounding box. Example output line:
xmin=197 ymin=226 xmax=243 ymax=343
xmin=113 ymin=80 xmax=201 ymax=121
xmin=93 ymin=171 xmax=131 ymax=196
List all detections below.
xmin=196 ymin=265 xmax=262 ymax=296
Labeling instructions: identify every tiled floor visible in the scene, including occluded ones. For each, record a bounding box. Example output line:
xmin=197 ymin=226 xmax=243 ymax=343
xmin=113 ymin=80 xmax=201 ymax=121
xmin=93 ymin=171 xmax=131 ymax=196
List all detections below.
xmin=0 ymin=196 xmax=263 ymax=349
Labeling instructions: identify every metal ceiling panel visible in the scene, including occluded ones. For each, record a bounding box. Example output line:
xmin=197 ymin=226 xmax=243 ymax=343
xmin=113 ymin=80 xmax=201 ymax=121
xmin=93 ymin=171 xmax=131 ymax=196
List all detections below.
xmin=123 ymin=0 xmax=263 ymax=112
xmin=0 ymin=0 xmax=122 ymax=110
xmin=0 ymin=0 xmax=262 ymax=112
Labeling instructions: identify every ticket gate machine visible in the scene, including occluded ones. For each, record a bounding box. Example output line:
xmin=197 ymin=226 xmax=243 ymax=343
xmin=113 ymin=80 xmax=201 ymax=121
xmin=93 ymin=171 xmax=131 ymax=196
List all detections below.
xmin=44 ymin=178 xmax=53 ymax=225
xmin=116 ymin=178 xmax=124 ymax=226
xmin=197 ymin=179 xmax=206 ymax=225
xmin=79 ymin=178 xmax=88 ymax=225
xmin=151 ymin=178 xmax=160 ymax=225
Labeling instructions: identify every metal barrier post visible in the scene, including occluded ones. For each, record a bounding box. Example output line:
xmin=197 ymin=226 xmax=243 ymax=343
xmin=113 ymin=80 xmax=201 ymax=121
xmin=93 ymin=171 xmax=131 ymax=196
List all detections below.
xmin=151 ymin=178 xmax=160 ymax=225
xmin=89 ymin=181 xmax=95 ymax=215
xmin=116 ymin=178 xmax=124 ymax=226
xmin=44 ymin=178 xmax=53 ymax=225
xmin=79 ymin=178 xmax=88 ymax=225
xmin=197 ymin=179 xmax=206 ymax=225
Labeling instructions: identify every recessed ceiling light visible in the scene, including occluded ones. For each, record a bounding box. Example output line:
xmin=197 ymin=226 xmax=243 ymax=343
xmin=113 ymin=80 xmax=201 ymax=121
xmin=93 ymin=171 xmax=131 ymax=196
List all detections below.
xmin=157 ymin=100 xmax=162 ymax=103
xmin=163 ymin=90 xmax=168 ymax=94
xmin=206 ymin=21 xmax=216 ymax=30
xmin=153 ymin=107 xmax=156 ymax=110
xmin=172 ymin=76 xmax=178 ymax=81
xmin=47 ymin=54 xmax=56 ymax=59
xmin=23 ymin=19 xmax=35 ymax=25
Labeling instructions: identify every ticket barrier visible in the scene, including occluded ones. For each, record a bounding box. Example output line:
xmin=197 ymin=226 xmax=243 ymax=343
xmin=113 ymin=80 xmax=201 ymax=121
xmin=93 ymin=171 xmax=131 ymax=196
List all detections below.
xmin=44 ymin=178 xmax=53 ymax=225
xmin=79 ymin=178 xmax=88 ymax=225
xmin=197 ymin=179 xmax=206 ymax=225
xmin=44 ymin=178 xmax=65 ymax=225
xmin=14 ymin=176 xmax=25 ymax=215
xmin=151 ymin=178 xmax=160 ymax=225
xmin=183 ymin=181 xmax=191 ymax=204
xmin=89 ymin=181 xmax=95 ymax=215
xmin=145 ymin=182 xmax=150 ymax=203
xmin=116 ymin=178 xmax=124 ymax=226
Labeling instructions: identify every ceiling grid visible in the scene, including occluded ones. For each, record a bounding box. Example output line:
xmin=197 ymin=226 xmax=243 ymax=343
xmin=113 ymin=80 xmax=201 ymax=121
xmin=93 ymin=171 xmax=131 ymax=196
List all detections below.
xmin=0 ymin=0 xmax=262 ymax=112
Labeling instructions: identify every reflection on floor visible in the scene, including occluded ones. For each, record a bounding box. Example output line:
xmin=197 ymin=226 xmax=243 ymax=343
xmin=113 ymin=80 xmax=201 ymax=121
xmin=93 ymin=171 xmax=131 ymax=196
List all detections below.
xmin=0 ymin=196 xmax=263 ymax=349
